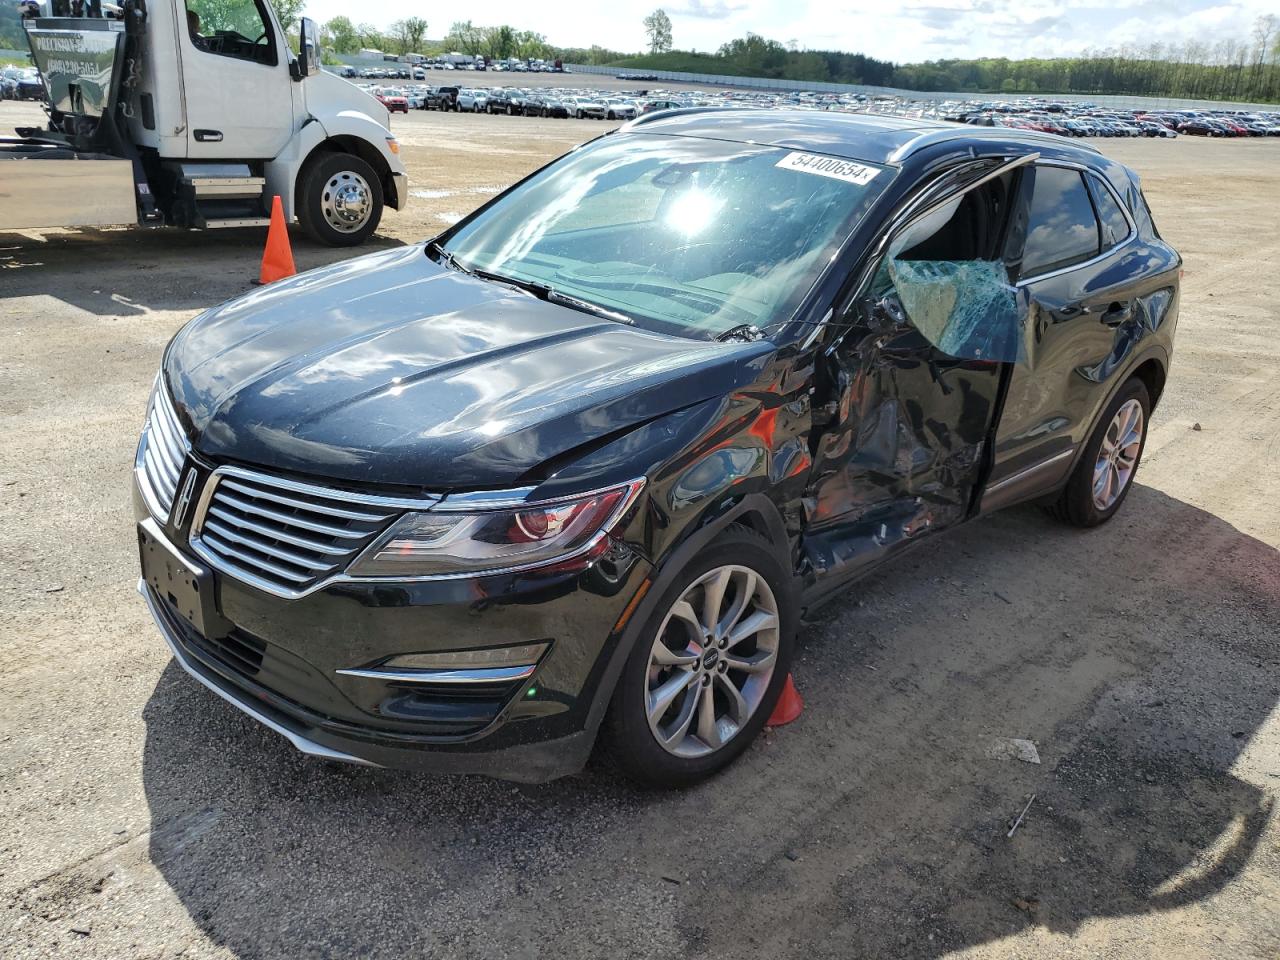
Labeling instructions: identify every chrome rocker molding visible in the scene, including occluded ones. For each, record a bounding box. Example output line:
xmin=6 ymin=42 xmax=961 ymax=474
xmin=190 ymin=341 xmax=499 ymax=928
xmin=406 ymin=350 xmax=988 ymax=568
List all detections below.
xmin=980 ymin=447 xmax=1075 ymax=513
xmin=137 ymin=573 xmax=380 ymax=767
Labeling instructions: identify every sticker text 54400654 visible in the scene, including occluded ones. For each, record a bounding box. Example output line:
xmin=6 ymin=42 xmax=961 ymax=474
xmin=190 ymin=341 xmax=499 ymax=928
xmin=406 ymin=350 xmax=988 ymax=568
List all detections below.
xmin=775 ymin=152 xmax=880 ymax=186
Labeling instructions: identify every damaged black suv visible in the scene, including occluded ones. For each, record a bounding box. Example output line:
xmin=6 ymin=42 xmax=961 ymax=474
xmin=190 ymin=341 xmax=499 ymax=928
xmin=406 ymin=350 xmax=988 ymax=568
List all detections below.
xmin=135 ymin=110 xmax=1179 ymax=786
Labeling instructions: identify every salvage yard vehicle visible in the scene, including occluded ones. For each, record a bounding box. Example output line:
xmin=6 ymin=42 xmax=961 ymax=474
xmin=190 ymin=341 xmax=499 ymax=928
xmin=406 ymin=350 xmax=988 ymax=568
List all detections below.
xmin=1 ymin=0 xmax=407 ymax=245
xmin=456 ymin=88 xmax=489 ymax=112
xmin=374 ymin=88 xmax=408 ymax=114
xmin=600 ymin=97 xmax=637 ymax=120
xmin=135 ymin=110 xmax=1180 ymax=786
xmin=423 ymin=85 xmax=459 ymax=110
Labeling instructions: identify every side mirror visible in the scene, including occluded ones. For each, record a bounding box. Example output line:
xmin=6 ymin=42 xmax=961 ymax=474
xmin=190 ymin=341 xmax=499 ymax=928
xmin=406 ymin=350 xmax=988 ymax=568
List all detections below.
xmin=867 ymin=293 xmax=908 ymax=333
xmin=296 ymin=17 xmax=319 ymax=78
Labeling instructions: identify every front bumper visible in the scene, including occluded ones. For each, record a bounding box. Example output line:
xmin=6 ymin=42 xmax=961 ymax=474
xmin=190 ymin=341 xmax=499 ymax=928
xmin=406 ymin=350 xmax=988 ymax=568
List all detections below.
xmin=389 ymin=172 xmax=410 ymax=211
xmin=136 ymin=488 xmax=650 ymax=780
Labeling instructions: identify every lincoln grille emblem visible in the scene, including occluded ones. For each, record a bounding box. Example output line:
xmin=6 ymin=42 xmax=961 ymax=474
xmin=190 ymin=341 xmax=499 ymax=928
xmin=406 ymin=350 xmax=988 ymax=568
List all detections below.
xmin=171 ymin=468 xmax=198 ymax=527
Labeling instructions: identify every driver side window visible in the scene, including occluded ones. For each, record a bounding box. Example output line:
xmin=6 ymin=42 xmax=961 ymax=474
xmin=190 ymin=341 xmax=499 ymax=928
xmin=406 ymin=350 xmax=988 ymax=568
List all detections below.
xmin=864 ymin=168 xmax=1026 ymax=363
xmin=185 ymin=0 xmax=277 ymax=66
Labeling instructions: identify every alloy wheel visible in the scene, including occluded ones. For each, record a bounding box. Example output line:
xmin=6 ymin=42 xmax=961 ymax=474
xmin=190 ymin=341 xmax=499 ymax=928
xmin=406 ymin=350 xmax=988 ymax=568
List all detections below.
xmin=320 ymin=170 xmax=373 ymax=235
xmin=1092 ymin=398 xmax=1144 ymax=510
xmin=644 ymin=565 xmax=779 ymax=758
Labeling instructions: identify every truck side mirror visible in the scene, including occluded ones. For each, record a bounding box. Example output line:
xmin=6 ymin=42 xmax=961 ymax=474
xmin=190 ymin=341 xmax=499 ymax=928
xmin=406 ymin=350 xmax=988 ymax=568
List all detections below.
xmin=296 ymin=17 xmax=319 ymax=79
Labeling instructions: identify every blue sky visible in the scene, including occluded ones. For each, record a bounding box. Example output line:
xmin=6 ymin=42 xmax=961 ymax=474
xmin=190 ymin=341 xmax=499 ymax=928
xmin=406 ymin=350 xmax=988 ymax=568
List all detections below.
xmin=301 ymin=0 xmax=1276 ymax=63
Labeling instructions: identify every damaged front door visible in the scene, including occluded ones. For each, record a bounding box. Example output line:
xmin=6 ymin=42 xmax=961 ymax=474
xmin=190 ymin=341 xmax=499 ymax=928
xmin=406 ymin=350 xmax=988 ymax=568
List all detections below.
xmin=803 ymin=155 xmax=1033 ymax=594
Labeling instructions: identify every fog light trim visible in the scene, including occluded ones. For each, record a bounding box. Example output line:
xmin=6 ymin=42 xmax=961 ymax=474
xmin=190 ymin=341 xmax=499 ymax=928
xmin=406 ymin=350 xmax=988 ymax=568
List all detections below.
xmin=336 ymin=664 xmax=538 ymax=685
xmin=336 ymin=641 xmax=549 ymax=685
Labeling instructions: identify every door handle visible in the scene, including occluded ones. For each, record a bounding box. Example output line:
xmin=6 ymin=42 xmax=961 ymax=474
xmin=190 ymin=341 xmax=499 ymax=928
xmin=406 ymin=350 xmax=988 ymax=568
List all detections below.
xmin=194 ymin=129 xmax=223 ymax=142
xmin=1099 ymin=301 xmax=1132 ymax=326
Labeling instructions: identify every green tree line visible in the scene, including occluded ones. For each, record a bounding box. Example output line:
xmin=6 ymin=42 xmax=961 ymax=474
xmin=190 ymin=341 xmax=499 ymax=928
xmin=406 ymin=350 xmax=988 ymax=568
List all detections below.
xmin=610 ymin=19 xmax=1280 ymax=104
xmin=1 ymin=4 xmax=30 ymax=52
xmin=320 ymin=17 xmax=554 ymax=62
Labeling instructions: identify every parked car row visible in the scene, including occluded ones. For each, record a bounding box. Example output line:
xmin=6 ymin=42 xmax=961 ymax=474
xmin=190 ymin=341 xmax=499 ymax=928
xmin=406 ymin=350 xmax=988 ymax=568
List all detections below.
xmin=350 ymin=77 xmax=1280 ymax=140
xmin=359 ymin=83 xmax=656 ymax=120
xmin=949 ymin=100 xmax=1280 ymax=137
xmin=339 ymin=58 xmax=569 ymax=81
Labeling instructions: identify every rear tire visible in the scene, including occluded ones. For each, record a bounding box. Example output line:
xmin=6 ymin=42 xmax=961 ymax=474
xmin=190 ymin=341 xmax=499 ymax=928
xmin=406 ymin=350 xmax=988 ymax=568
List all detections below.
xmin=599 ymin=526 xmax=796 ymax=788
xmin=1046 ymin=377 xmax=1151 ymax=527
xmin=296 ymin=152 xmax=384 ymax=248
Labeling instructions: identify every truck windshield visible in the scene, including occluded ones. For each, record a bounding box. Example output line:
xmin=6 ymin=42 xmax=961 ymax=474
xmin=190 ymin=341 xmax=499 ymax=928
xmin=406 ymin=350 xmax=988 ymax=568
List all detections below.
xmin=440 ymin=134 xmax=889 ymax=340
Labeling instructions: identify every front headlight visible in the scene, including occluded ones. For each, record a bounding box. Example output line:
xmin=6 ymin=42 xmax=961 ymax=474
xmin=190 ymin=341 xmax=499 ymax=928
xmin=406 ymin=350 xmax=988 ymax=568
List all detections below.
xmin=347 ymin=479 xmax=645 ymax=578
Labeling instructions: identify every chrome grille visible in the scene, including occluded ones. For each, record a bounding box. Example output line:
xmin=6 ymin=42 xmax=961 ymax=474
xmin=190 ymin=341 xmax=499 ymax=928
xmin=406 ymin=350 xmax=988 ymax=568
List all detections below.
xmin=192 ymin=468 xmax=428 ymax=597
xmin=138 ymin=385 xmax=189 ymax=521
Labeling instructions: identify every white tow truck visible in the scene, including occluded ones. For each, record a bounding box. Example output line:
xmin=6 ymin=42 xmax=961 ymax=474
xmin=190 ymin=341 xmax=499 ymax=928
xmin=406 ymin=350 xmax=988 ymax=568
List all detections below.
xmin=1 ymin=0 xmax=408 ymax=245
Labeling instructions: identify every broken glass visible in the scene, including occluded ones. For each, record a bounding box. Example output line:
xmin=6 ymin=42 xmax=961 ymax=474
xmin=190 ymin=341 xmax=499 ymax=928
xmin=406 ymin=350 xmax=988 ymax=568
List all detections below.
xmin=886 ymin=258 xmax=1024 ymax=363
xmin=881 ymin=179 xmax=1028 ymax=364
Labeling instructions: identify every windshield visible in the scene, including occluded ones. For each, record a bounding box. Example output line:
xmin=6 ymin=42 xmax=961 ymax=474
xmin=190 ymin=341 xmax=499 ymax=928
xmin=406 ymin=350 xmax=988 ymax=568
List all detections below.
xmin=440 ymin=134 xmax=889 ymax=339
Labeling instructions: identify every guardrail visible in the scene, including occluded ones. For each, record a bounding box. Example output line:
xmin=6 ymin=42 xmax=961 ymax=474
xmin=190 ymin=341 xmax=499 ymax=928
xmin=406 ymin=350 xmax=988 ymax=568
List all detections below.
xmin=566 ymin=63 xmax=1278 ymax=114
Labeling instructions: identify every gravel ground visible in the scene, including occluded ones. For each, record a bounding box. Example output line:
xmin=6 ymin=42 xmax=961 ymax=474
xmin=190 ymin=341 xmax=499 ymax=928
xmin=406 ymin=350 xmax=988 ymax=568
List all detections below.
xmin=1 ymin=102 xmax=1278 ymax=959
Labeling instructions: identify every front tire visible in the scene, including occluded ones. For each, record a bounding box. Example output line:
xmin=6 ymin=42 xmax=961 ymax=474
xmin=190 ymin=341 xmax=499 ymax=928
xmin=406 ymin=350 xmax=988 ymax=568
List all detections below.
xmin=599 ymin=527 xmax=796 ymax=788
xmin=1047 ymin=377 xmax=1151 ymax=527
xmin=296 ymin=152 xmax=384 ymax=247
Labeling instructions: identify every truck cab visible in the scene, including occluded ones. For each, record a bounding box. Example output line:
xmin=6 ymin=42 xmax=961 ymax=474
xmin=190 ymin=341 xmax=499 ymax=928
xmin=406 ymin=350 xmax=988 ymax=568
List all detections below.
xmin=2 ymin=0 xmax=408 ymax=245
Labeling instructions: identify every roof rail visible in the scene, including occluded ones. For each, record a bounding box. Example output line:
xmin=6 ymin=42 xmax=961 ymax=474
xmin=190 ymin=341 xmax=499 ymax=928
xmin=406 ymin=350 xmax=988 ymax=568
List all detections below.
xmin=617 ymin=105 xmax=751 ymax=132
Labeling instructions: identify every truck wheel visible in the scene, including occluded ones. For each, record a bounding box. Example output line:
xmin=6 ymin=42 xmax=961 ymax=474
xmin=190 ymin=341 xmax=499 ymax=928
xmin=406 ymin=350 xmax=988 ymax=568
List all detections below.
xmin=297 ymin=152 xmax=383 ymax=247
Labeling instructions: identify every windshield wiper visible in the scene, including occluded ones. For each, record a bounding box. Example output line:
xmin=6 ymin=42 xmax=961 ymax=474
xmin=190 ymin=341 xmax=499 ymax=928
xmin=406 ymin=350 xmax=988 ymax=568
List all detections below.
xmin=714 ymin=323 xmax=765 ymax=343
xmin=471 ymin=269 xmax=636 ymax=326
xmin=426 ymin=240 xmax=473 ymax=275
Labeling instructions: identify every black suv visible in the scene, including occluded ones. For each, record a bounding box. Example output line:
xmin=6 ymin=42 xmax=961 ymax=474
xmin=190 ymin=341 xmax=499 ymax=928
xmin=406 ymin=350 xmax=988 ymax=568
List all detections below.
xmin=135 ymin=111 xmax=1179 ymax=786
xmin=486 ymin=88 xmax=528 ymax=115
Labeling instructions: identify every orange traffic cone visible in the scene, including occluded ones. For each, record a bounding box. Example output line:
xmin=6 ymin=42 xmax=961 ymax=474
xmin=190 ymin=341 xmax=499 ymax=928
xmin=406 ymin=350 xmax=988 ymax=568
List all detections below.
xmin=766 ymin=674 xmax=804 ymax=727
xmin=258 ymin=194 xmax=296 ymax=284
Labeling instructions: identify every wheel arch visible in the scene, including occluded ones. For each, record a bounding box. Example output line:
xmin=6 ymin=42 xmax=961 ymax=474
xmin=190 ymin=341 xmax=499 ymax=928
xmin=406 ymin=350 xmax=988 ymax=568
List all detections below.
xmin=303 ymin=135 xmax=401 ymax=211
xmin=578 ymin=491 xmax=796 ymax=751
xmin=1130 ymin=356 xmax=1168 ymax=411
xmin=1056 ymin=346 xmax=1169 ymax=496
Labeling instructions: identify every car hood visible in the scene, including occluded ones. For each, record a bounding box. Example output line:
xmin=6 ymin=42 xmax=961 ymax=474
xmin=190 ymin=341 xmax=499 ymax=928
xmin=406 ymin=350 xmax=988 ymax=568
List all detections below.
xmin=164 ymin=245 xmax=770 ymax=490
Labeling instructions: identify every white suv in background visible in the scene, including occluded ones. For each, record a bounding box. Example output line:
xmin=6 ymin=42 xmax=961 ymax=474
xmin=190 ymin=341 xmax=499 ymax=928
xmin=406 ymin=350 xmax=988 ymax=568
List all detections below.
xmin=457 ymin=89 xmax=490 ymax=112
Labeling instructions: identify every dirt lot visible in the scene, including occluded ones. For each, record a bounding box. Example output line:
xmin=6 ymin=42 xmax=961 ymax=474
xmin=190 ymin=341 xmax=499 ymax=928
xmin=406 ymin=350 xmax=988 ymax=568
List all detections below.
xmin=1 ymin=101 xmax=1278 ymax=959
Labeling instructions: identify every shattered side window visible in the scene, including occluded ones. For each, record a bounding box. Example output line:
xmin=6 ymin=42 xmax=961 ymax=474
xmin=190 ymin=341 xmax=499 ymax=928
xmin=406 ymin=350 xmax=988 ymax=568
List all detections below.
xmin=880 ymin=173 xmax=1026 ymax=363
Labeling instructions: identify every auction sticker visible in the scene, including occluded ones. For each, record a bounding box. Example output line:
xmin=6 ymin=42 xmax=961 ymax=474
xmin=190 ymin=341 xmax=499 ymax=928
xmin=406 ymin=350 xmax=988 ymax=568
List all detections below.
xmin=775 ymin=152 xmax=880 ymax=186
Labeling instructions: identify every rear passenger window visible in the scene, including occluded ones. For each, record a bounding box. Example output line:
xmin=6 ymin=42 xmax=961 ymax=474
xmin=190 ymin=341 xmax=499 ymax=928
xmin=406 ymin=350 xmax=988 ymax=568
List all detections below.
xmin=1021 ymin=167 xmax=1100 ymax=277
xmin=1087 ymin=175 xmax=1131 ymax=248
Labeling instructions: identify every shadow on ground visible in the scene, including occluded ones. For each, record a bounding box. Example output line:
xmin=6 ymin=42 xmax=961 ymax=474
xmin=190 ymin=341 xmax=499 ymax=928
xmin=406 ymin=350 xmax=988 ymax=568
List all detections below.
xmin=137 ymin=484 xmax=1279 ymax=958
xmin=0 ymin=227 xmax=406 ymax=317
